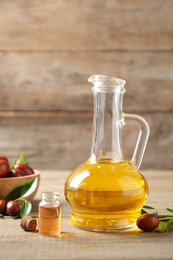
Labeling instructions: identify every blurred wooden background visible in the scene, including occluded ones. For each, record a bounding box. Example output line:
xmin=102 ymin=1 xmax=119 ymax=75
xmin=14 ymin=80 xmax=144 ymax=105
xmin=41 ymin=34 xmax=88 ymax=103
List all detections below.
xmin=0 ymin=0 xmax=172 ymax=170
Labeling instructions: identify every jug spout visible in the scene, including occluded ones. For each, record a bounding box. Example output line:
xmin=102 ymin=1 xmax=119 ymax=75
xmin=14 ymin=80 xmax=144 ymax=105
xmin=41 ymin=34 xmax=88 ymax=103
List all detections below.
xmin=88 ymin=75 xmax=126 ymax=89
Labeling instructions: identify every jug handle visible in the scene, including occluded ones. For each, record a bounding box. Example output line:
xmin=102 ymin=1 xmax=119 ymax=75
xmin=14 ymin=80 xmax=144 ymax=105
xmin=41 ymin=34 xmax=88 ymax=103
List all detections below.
xmin=124 ymin=114 xmax=150 ymax=169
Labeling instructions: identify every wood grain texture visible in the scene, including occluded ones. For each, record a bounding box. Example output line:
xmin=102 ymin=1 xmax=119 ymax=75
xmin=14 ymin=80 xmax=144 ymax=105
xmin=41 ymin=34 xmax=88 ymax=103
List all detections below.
xmin=0 ymin=170 xmax=173 ymax=260
xmin=0 ymin=0 xmax=172 ymax=170
xmin=0 ymin=51 xmax=173 ymax=112
xmin=0 ymin=111 xmax=172 ymax=170
xmin=0 ymin=0 xmax=173 ymax=50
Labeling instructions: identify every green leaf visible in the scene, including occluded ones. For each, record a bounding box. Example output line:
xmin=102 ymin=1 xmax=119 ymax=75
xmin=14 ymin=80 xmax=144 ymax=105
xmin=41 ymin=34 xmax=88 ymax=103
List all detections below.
xmin=18 ymin=154 xmax=30 ymax=165
xmin=167 ymin=220 xmax=173 ymax=232
xmin=20 ymin=177 xmax=38 ymax=199
xmin=18 ymin=154 xmax=25 ymax=163
xmin=156 ymin=221 xmax=167 ymax=232
xmin=10 ymin=154 xmax=30 ymax=169
xmin=0 ymin=214 xmax=4 ymax=218
xmin=141 ymin=208 xmax=147 ymax=215
xmin=166 ymin=208 xmax=173 ymax=213
xmin=20 ymin=183 xmax=30 ymax=197
xmin=141 ymin=205 xmax=158 ymax=215
xmin=153 ymin=211 xmax=159 ymax=216
xmin=5 ymin=177 xmax=37 ymax=201
xmin=5 ymin=181 xmax=28 ymax=201
xmin=10 ymin=159 xmax=17 ymax=170
xmin=159 ymin=216 xmax=173 ymax=221
xmin=143 ymin=205 xmax=156 ymax=210
xmin=20 ymin=201 xmax=32 ymax=218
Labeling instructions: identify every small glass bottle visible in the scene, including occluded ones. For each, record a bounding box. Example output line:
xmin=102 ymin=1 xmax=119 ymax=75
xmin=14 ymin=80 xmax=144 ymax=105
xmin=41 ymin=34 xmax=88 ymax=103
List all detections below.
xmin=38 ymin=191 xmax=61 ymax=236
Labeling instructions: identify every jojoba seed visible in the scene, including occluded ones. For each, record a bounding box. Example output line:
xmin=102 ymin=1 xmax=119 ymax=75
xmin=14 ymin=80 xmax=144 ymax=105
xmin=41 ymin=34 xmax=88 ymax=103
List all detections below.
xmin=20 ymin=216 xmax=37 ymax=232
xmin=20 ymin=216 xmax=32 ymax=229
xmin=0 ymin=155 xmax=8 ymax=162
xmin=13 ymin=163 xmax=34 ymax=176
xmin=11 ymin=168 xmax=26 ymax=177
xmin=0 ymin=199 xmax=7 ymax=214
xmin=0 ymin=159 xmax=10 ymax=178
xmin=136 ymin=213 xmax=159 ymax=232
xmin=6 ymin=200 xmax=20 ymax=216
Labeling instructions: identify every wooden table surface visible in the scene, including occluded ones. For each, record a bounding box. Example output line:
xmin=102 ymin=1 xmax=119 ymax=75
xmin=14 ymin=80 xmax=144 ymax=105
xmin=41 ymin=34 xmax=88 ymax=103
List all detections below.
xmin=0 ymin=170 xmax=173 ymax=260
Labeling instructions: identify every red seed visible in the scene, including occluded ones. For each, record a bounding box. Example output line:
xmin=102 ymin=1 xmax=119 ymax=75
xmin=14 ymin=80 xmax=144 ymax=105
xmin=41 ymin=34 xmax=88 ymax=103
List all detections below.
xmin=6 ymin=200 xmax=20 ymax=216
xmin=0 ymin=160 xmax=10 ymax=178
xmin=136 ymin=213 xmax=159 ymax=232
xmin=14 ymin=163 xmax=34 ymax=176
xmin=0 ymin=199 xmax=7 ymax=214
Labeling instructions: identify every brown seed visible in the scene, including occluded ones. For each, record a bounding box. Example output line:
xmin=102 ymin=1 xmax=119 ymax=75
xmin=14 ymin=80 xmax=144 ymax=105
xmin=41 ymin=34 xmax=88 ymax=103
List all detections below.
xmin=20 ymin=216 xmax=32 ymax=229
xmin=0 ymin=159 xmax=10 ymax=178
xmin=0 ymin=199 xmax=7 ymax=215
xmin=20 ymin=216 xmax=37 ymax=232
xmin=136 ymin=213 xmax=159 ymax=232
xmin=6 ymin=200 xmax=20 ymax=216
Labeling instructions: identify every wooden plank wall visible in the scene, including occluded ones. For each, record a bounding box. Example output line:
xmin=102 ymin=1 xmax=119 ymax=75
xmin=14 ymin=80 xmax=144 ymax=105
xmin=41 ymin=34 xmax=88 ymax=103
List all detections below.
xmin=0 ymin=0 xmax=172 ymax=170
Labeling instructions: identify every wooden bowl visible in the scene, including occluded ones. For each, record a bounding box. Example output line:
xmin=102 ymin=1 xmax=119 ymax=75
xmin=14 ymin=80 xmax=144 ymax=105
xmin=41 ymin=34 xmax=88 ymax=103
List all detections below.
xmin=0 ymin=170 xmax=40 ymax=201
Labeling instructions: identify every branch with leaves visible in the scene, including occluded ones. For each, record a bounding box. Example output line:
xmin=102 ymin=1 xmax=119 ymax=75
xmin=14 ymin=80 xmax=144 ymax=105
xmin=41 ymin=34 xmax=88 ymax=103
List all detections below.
xmin=142 ymin=205 xmax=173 ymax=232
xmin=0 ymin=177 xmax=38 ymax=219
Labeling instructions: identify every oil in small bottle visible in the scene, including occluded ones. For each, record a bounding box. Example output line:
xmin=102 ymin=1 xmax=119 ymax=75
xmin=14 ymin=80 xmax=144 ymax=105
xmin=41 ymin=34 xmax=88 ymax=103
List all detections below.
xmin=38 ymin=192 xmax=61 ymax=236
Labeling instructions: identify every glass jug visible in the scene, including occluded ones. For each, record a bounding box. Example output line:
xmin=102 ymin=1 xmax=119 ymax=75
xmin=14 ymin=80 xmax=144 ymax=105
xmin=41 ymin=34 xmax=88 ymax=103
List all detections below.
xmin=64 ymin=75 xmax=150 ymax=232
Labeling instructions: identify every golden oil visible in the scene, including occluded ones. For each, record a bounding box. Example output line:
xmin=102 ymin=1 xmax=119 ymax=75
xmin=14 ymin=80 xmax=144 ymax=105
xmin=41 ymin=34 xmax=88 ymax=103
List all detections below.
xmin=38 ymin=192 xmax=61 ymax=236
xmin=64 ymin=160 xmax=148 ymax=231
